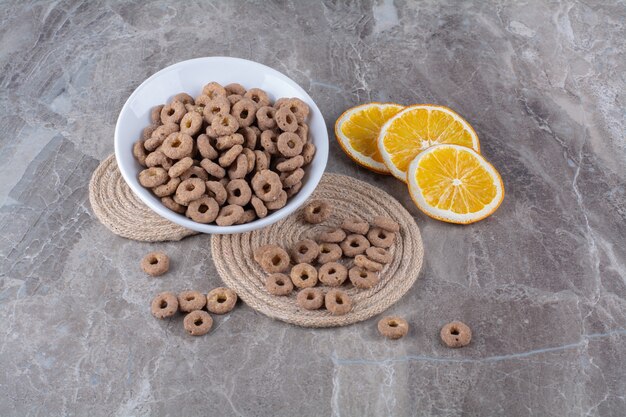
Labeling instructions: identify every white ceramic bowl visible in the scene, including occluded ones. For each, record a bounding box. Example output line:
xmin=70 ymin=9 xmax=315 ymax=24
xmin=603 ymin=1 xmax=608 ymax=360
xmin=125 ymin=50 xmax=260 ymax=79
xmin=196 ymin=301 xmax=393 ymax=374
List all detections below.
xmin=114 ymin=57 xmax=328 ymax=234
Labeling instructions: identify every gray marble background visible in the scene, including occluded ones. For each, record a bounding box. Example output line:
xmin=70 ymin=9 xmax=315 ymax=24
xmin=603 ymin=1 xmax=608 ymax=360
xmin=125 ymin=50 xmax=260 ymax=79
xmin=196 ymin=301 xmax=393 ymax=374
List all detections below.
xmin=1 ymin=0 xmax=625 ymax=416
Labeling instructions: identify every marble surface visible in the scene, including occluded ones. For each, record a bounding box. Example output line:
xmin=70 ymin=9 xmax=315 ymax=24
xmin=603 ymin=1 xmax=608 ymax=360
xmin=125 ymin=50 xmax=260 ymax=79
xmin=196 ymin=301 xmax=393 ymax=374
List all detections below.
xmin=1 ymin=0 xmax=625 ymax=416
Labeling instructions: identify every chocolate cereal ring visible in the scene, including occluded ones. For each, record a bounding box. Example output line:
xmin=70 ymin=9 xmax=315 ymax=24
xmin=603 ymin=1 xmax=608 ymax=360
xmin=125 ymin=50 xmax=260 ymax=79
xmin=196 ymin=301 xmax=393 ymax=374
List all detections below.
xmin=145 ymin=150 xmax=173 ymax=170
xmin=242 ymin=148 xmax=255 ymax=173
xmin=256 ymin=106 xmax=277 ymax=130
xmin=273 ymin=97 xmax=290 ymax=109
xmin=218 ymin=144 xmax=243 ymax=168
xmin=161 ymin=196 xmax=186 ymax=214
xmin=341 ymin=217 xmax=370 ymax=235
xmin=177 ymin=111 xmax=201 ymax=137
xmin=260 ymin=129 xmax=280 ymax=154
xmin=225 ymin=82 xmax=246 ymax=96
xmin=365 ymin=247 xmax=392 ymax=264
xmin=180 ymin=166 xmax=209 ymax=181
xmin=354 ymin=254 xmax=383 ymax=272
xmin=177 ymin=290 xmax=206 ymax=313
xmin=227 ymin=94 xmax=243 ymax=105
xmin=265 ymin=190 xmax=287 ymax=210
xmin=318 ymin=228 xmax=346 ymax=243
xmin=206 ymin=287 xmax=238 ymax=314
xmin=291 ymin=239 xmax=319 ymax=264
xmin=141 ymin=251 xmax=170 ymax=276
xmin=215 ymin=204 xmax=244 ymax=226
xmin=227 ymin=154 xmax=248 ymax=180
xmin=226 ymin=179 xmax=252 ymax=206
xmin=205 ymin=180 xmax=228 ymax=205
xmin=290 ymin=263 xmax=318 ymax=288
xmin=367 ymin=227 xmax=396 ymax=248
xmin=258 ymin=246 xmax=290 ymax=273
xmin=340 ymin=234 xmax=370 ymax=257
xmin=378 ymin=317 xmax=409 ymax=340
xmin=168 ymin=157 xmax=194 ymax=178
xmin=295 ymin=123 xmax=309 ymax=143
xmin=325 ymin=290 xmax=352 ymax=315
xmin=318 ymin=243 xmax=342 ymax=264
xmin=153 ymin=177 xmax=180 ymax=198
xmin=285 ymin=181 xmax=303 ymax=197
xmin=236 ymin=209 xmax=256 ymax=224
xmin=203 ymin=96 xmax=231 ymax=124
xmin=297 ymin=288 xmax=324 ymax=310
xmin=277 ymin=132 xmax=303 ymax=157
xmin=318 ymin=262 xmax=348 ymax=287
xmin=150 ymin=105 xmax=164 ymax=124
xmin=250 ymin=196 xmax=268 ymax=218
xmin=216 ymin=133 xmax=244 ymax=151
xmin=238 ymin=126 xmax=258 ymax=149
xmin=440 ymin=321 xmax=472 ymax=348
xmin=231 ymin=98 xmax=257 ymax=127
xmin=184 ymin=310 xmax=213 ymax=336
xmin=254 ymin=150 xmax=270 ymax=172
xmin=151 ymin=292 xmax=178 ymax=319
xmin=276 ymin=155 xmax=304 ymax=172
xmin=251 ymin=170 xmax=282 ymax=202
xmin=372 ymin=215 xmax=400 ymax=233
xmin=265 ymin=273 xmax=293 ymax=296
xmin=212 ymin=114 xmax=239 ymax=136
xmin=303 ymin=200 xmax=331 ymax=224
xmin=139 ymin=167 xmax=168 ymax=188
xmin=195 ymin=94 xmax=212 ymax=107
xmin=283 ymin=98 xmax=310 ymax=123
xmin=197 ymin=134 xmax=218 ymax=160
xmin=280 ymin=168 xmax=304 ymax=188
xmin=172 ymin=92 xmax=194 ymax=105
xmin=205 ymin=125 xmax=218 ymax=139
xmin=161 ymin=132 xmax=193 ymax=159
xmin=202 ymin=81 xmax=227 ymax=99
xmin=301 ymin=142 xmax=316 ymax=165
xmin=244 ymin=88 xmax=271 ymax=107
xmin=186 ymin=196 xmax=219 ymax=223
xmin=348 ymin=265 xmax=379 ymax=289
xmin=200 ymin=158 xmax=226 ymax=179
xmin=275 ymin=106 xmax=298 ymax=132
xmin=146 ymin=123 xmax=179 ymax=151
xmin=142 ymin=125 xmax=157 ymax=141
xmin=176 ymin=178 xmax=206 ymax=204
xmin=133 ymin=140 xmax=148 ymax=166
xmin=160 ymin=100 xmax=186 ymax=124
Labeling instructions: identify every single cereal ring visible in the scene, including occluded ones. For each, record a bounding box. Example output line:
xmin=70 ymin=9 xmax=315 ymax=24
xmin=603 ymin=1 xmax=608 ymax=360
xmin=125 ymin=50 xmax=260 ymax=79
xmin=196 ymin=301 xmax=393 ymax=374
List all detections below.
xmin=153 ymin=177 xmax=180 ymax=197
xmin=172 ymin=92 xmax=194 ymax=105
xmin=206 ymin=287 xmax=238 ymax=314
xmin=173 ymin=194 xmax=189 ymax=207
xmin=180 ymin=165 xmax=209 ymax=181
xmin=251 ymin=170 xmax=282 ymax=202
xmin=205 ymin=180 xmax=228 ymax=206
xmin=227 ymin=154 xmax=248 ymax=180
xmin=211 ymin=114 xmax=239 ymax=136
xmin=151 ymin=105 xmax=164 ymax=124
xmin=160 ymin=100 xmax=186 ymax=124
xmin=227 ymin=94 xmax=243 ymax=105
xmin=250 ymin=196 xmax=268 ymax=218
xmin=145 ymin=151 xmax=173 ymax=171
xmin=161 ymin=196 xmax=186 ymax=214
xmin=318 ymin=262 xmax=348 ymax=287
xmin=365 ymin=247 xmax=392 ymax=264
xmin=303 ymin=200 xmax=331 ymax=224
xmin=141 ymin=251 xmax=170 ymax=276
xmin=176 ymin=178 xmax=206 ymax=204
xmin=265 ymin=190 xmax=287 ymax=210
xmin=238 ymin=127 xmax=258 ymax=149
xmin=218 ymin=144 xmax=243 ymax=168
xmin=146 ymin=123 xmax=179 ymax=151
xmin=275 ymin=106 xmax=298 ymax=132
xmin=142 ymin=125 xmax=158 ymax=141
xmin=280 ymin=168 xmax=305 ymax=188
xmin=244 ymin=88 xmax=271 ymax=107
xmin=231 ymin=98 xmax=257 ymax=127
xmin=259 ymin=246 xmax=290 ymax=273
xmin=367 ymin=227 xmax=396 ymax=248
xmin=277 ymin=132 xmax=304 ymax=157
xmin=440 ymin=321 xmax=472 ymax=348
xmin=242 ymin=148 xmax=255 ymax=173
xmin=236 ymin=209 xmax=256 ymax=224
xmin=273 ymin=97 xmax=290 ymax=109
xmin=318 ymin=228 xmax=346 ymax=243
xmin=265 ymin=273 xmax=293 ymax=296
xmin=291 ymin=239 xmax=320 ymax=264
xmin=254 ymin=150 xmax=270 ymax=172
xmin=290 ymin=263 xmax=318 ymax=288
xmin=226 ymin=179 xmax=252 ymax=206
xmin=203 ymin=96 xmax=231 ymax=124
xmin=348 ymin=265 xmax=379 ymax=289
xmin=295 ymin=123 xmax=309 ymax=143
xmin=139 ymin=167 xmax=168 ymax=188
xmin=184 ymin=310 xmax=213 ymax=336
xmin=215 ymin=204 xmax=244 ymax=226
xmin=301 ymin=142 xmax=316 ymax=165
xmin=133 ymin=140 xmax=148 ymax=166
xmin=186 ymin=196 xmax=219 ymax=223
xmin=205 ymin=124 xmax=218 ymax=139
xmin=200 ymin=158 xmax=226 ymax=179
xmin=168 ymin=157 xmax=194 ymax=178
xmin=178 ymin=290 xmax=206 ymax=313
xmin=372 ymin=215 xmax=400 ymax=233
xmin=276 ymin=155 xmax=304 ymax=172
xmin=151 ymin=292 xmax=178 ymax=319
xmin=341 ymin=234 xmax=371 ymax=257
xmin=225 ymin=82 xmax=246 ymax=96
xmin=179 ymin=111 xmax=203 ymax=136
xmin=325 ymin=289 xmax=352 ymax=315
xmin=197 ymin=134 xmax=218 ymax=160
xmin=161 ymin=132 xmax=193 ymax=159
xmin=202 ymin=81 xmax=227 ymax=99
xmin=297 ymin=288 xmax=324 ymax=310
xmin=283 ymin=98 xmax=310 ymax=123
xmin=341 ymin=217 xmax=370 ymax=235
xmin=256 ymin=106 xmax=277 ymax=130
xmin=253 ymin=244 xmax=275 ymax=264
xmin=216 ymin=133 xmax=244 ymax=151
xmin=378 ymin=317 xmax=409 ymax=340
xmin=195 ymin=94 xmax=212 ymax=107
xmin=318 ymin=243 xmax=342 ymax=264
xmin=285 ymin=181 xmax=303 ymax=197
xmin=354 ymin=254 xmax=384 ymax=272
xmin=260 ymin=129 xmax=280 ymax=155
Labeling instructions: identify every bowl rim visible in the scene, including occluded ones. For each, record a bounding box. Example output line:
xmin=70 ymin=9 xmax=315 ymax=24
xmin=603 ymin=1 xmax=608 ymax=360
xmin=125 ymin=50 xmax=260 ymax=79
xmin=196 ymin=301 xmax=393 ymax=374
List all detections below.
xmin=114 ymin=56 xmax=328 ymax=234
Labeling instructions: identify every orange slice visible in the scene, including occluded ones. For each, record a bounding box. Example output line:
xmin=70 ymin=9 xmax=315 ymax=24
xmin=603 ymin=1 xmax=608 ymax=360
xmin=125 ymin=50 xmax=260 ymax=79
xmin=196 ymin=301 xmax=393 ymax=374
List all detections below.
xmin=335 ymin=103 xmax=404 ymax=174
xmin=378 ymin=105 xmax=480 ymax=181
xmin=407 ymin=144 xmax=504 ymax=224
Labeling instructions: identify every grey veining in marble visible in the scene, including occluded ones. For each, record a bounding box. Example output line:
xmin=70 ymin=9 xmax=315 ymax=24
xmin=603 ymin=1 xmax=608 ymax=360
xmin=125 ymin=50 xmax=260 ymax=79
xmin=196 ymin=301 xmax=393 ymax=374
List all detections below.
xmin=1 ymin=0 xmax=625 ymax=416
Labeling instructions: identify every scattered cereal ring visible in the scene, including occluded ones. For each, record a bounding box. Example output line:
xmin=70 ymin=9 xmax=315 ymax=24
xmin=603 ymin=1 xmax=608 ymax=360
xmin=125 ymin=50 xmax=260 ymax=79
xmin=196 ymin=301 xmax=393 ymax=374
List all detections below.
xmin=145 ymin=151 xmax=173 ymax=170
xmin=176 ymin=111 xmax=200 ymax=137
xmin=365 ymin=247 xmax=392 ymax=264
xmin=215 ymin=204 xmax=244 ymax=226
xmin=215 ymin=133 xmax=243 ymax=151
xmin=195 ymin=94 xmax=212 ymax=107
xmin=295 ymin=123 xmax=309 ymax=143
xmin=265 ymin=190 xmax=287 ymax=210
xmin=146 ymin=123 xmax=179 ymax=151
xmin=238 ymin=126 xmax=258 ymax=149
xmin=291 ymin=239 xmax=320 ymax=264
xmin=276 ymin=155 xmax=304 ymax=172
xmin=176 ymin=178 xmax=206 ymax=204
xmin=227 ymin=154 xmax=248 ymax=180
xmin=141 ymin=251 xmax=170 ymax=276
xmin=341 ymin=234 xmax=371 ymax=257
xmin=260 ymin=129 xmax=280 ymax=154
xmin=203 ymin=96 xmax=231 ymax=124
xmin=259 ymin=246 xmax=290 ymax=273
xmin=177 ymin=290 xmax=206 ymax=313
xmin=242 ymin=148 xmax=255 ymax=173
xmin=440 ymin=321 xmax=472 ymax=348
xmin=153 ymin=177 xmax=180 ymax=198
xmin=348 ymin=265 xmax=379 ymax=289
xmin=200 ymin=158 xmax=226 ymax=179
xmin=186 ymin=196 xmax=219 ymax=223
xmin=161 ymin=132 xmax=193 ymax=159
xmin=341 ymin=217 xmax=370 ymax=235
xmin=290 ymin=263 xmax=318 ymax=288
xmin=254 ymin=150 xmax=270 ymax=172
xmin=244 ymin=88 xmax=271 ymax=107
xmin=202 ymin=81 xmax=227 ymax=99
xmin=277 ymin=132 xmax=303 ymax=157
xmin=280 ymin=168 xmax=305 ymax=188
xmin=139 ymin=167 xmax=168 ymax=188
xmin=303 ymin=200 xmax=331 ymax=224
xmin=168 ymin=157 xmax=194 ymax=178
xmin=218 ymin=144 xmax=243 ymax=168
xmin=142 ymin=125 xmax=157 ymax=141
xmin=367 ymin=227 xmax=396 ymax=248
xmin=354 ymin=254 xmax=383 ymax=272
xmin=378 ymin=317 xmax=409 ymax=340
xmin=275 ymin=106 xmax=298 ymax=132
xmin=205 ymin=180 xmax=228 ymax=205
xmin=227 ymin=94 xmax=243 ymax=105
xmin=231 ymin=98 xmax=257 ymax=127
xmin=265 ymin=273 xmax=293 ymax=296
xmin=250 ymin=196 xmax=268 ymax=218
xmin=236 ymin=209 xmax=256 ymax=224
xmin=172 ymin=92 xmax=194 ymax=105
xmin=197 ymin=134 xmax=218 ymax=160
xmin=206 ymin=287 xmax=238 ymax=314
xmin=180 ymin=165 xmax=209 ymax=181
xmin=256 ymin=106 xmax=277 ymax=130
xmin=251 ymin=170 xmax=282 ymax=202
xmin=372 ymin=215 xmax=400 ymax=233
xmin=318 ymin=243 xmax=342 ymax=264
xmin=161 ymin=196 xmax=186 ymax=214
xmin=301 ymin=142 xmax=316 ymax=165
xmin=226 ymin=178 xmax=252 ymax=206
xmin=318 ymin=228 xmax=346 ymax=243
xmin=151 ymin=292 xmax=178 ymax=319
xmin=297 ymin=288 xmax=324 ymax=310
xmin=225 ymin=82 xmax=246 ymax=96
xmin=212 ymin=114 xmax=239 ymax=136
xmin=325 ymin=289 xmax=352 ymax=315
xmin=133 ymin=140 xmax=148 ymax=166
xmin=160 ymin=100 xmax=186 ymax=124
xmin=283 ymin=98 xmax=310 ymax=123
xmin=184 ymin=310 xmax=213 ymax=336
xmin=253 ymin=244 xmax=275 ymax=264
xmin=151 ymin=105 xmax=164 ymax=124
xmin=285 ymin=181 xmax=303 ymax=197
xmin=318 ymin=262 xmax=348 ymax=287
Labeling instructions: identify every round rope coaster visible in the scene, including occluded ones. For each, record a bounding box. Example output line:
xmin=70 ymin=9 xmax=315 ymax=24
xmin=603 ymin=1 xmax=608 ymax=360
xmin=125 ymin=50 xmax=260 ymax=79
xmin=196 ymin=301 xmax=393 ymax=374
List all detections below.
xmin=89 ymin=154 xmax=197 ymax=242
xmin=211 ymin=173 xmax=424 ymax=327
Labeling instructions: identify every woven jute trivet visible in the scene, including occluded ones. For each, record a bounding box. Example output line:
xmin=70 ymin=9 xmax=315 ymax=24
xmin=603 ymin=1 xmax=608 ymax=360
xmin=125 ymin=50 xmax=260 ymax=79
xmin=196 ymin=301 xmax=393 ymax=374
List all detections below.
xmin=89 ymin=154 xmax=197 ymax=242
xmin=211 ymin=173 xmax=424 ymax=327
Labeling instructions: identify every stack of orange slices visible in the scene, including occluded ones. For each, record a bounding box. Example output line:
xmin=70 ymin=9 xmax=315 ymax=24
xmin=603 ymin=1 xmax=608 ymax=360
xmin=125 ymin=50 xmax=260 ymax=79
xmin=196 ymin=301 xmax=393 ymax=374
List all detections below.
xmin=335 ymin=103 xmax=504 ymax=224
